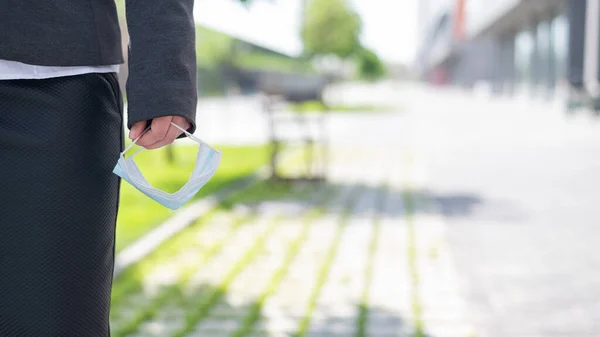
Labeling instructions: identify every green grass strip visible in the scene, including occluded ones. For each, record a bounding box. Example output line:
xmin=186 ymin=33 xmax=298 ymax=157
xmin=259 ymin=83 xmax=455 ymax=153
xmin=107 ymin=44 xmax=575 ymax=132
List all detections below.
xmin=293 ymin=187 xmax=363 ymax=337
xmin=402 ymin=155 xmax=425 ymax=337
xmin=356 ymin=185 xmax=388 ymax=337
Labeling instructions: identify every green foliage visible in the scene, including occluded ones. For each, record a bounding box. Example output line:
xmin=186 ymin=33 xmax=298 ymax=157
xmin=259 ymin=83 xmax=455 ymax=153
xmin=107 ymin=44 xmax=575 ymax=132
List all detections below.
xmin=301 ymin=0 xmax=362 ymax=58
xmin=289 ymin=100 xmax=327 ymax=112
xmin=196 ymin=26 xmax=235 ymax=67
xmin=357 ymin=48 xmax=386 ymax=81
xmin=195 ymin=25 xmax=313 ymax=74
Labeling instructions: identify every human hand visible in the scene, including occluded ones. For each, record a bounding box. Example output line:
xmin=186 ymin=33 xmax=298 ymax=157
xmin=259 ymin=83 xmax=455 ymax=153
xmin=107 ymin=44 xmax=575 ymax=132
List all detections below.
xmin=129 ymin=116 xmax=191 ymax=149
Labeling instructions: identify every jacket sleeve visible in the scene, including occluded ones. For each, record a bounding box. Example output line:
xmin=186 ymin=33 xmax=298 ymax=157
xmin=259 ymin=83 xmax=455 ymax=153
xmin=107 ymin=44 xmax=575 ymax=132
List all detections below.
xmin=124 ymin=0 xmax=197 ymax=134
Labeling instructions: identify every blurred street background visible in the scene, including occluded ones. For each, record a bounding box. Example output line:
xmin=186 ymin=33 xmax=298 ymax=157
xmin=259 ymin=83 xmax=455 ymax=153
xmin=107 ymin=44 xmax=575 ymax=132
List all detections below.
xmin=110 ymin=0 xmax=600 ymax=337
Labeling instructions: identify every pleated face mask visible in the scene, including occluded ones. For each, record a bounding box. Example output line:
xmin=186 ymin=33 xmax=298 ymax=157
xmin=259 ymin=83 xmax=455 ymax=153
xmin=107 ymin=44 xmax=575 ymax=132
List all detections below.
xmin=113 ymin=122 xmax=222 ymax=210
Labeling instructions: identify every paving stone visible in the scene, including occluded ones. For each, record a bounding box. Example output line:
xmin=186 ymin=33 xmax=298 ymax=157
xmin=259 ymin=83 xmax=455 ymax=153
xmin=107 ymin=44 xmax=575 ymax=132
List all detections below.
xmin=307 ymin=316 xmax=357 ymax=334
xmin=423 ymin=323 xmax=475 ymax=337
xmin=154 ymin=306 xmax=186 ymax=320
xmin=193 ymin=317 xmax=243 ymax=332
xmin=186 ymin=331 xmax=233 ymax=337
xmin=138 ymin=318 xmax=185 ymax=335
xmin=366 ymin=188 xmax=414 ymax=335
xmin=304 ymin=330 xmax=355 ymax=337
xmin=366 ymin=322 xmax=412 ymax=337
xmin=253 ymin=316 xmax=300 ymax=333
xmin=313 ymin=305 xmax=358 ymax=319
xmin=111 ymin=306 xmax=139 ymax=322
xmin=247 ymin=332 xmax=293 ymax=337
xmin=414 ymin=214 xmax=473 ymax=337
xmin=209 ymin=302 xmax=255 ymax=318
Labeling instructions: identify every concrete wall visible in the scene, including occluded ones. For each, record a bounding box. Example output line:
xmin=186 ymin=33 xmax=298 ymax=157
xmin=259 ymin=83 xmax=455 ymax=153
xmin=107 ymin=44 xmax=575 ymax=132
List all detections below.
xmin=450 ymin=39 xmax=502 ymax=88
xmin=465 ymin=0 xmax=522 ymax=38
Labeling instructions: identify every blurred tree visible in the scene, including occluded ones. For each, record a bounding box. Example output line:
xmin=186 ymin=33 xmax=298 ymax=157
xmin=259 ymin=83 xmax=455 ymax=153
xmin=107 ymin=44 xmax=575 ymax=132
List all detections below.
xmin=301 ymin=0 xmax=362 ymax=58
xmin=196 ymin=26 xmax=235 ymax=68
xmin=357 ymin=48 xmax=386 ymax=81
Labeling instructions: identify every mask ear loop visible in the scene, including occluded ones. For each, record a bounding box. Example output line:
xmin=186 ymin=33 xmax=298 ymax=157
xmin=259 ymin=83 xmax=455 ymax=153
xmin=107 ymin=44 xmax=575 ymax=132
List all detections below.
xmin=122 ymin=122 xmax=196 ymax=158
xmin=170 ymin=122 xmax=194 ymax=139
xmin=170 ymin=122 xmax=220 ymax=153
xmin=123 ymin=122 xmax=217 ymax=157
xmin=122 ymin=126 xmax=151 ymax=157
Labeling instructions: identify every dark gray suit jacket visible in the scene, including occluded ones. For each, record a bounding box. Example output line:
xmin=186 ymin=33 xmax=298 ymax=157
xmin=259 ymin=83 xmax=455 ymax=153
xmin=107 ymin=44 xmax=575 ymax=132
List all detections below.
xmin=0 ymin=0 xmax=197 ymax=132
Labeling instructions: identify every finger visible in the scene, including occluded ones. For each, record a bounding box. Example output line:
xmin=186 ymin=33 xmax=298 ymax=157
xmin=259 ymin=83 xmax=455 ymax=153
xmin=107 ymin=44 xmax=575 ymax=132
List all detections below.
xmin=145 ymin=125 xmax=180 ymax=150
xmin=146 ymin=116 xmax=190 ymax=149
xmin=171 ymin=116 xmax=192 ymax=134
xmin=129 ymin=120 xmax=147 ymax=140
xmin=136 ymin=116 xmax=173 ymax=148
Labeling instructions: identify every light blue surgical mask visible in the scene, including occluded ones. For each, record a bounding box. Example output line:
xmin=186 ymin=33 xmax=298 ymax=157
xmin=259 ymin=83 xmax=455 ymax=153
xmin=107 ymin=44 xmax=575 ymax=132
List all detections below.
xmin=113 ymin=122 xmax=222 ymax=210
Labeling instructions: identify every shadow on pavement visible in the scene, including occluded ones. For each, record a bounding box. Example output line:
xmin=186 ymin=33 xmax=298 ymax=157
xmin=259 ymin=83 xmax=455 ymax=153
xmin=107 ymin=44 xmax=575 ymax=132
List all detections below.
xmin=111 ymin=278 xmax=417 ymax=336
xmin=109 ymin=178 xmax=458 ymax=337
xmin=235 ymin=179 xmax=529 ymax=224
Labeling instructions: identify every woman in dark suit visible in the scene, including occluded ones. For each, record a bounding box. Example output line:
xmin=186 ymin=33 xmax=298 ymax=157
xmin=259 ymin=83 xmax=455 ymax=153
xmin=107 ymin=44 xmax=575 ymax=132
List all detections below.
xmin=0 ymin=0 xmax=198 ymax=336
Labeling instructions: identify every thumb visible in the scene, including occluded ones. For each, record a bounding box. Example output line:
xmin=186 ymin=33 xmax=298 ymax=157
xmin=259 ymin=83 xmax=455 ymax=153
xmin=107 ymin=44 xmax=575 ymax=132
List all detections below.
xmin=129 ymin=120 xmax=148 ymax=140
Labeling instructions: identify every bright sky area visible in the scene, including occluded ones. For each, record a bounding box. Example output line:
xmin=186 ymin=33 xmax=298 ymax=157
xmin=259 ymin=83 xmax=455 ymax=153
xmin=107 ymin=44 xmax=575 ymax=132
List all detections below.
xmin=194 ymin=0 xmax=418 ymax=65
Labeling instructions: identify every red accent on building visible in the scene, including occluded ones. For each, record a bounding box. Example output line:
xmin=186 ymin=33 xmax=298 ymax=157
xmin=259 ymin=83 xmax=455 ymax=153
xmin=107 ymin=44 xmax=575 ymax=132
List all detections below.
xmin=454 ymin=0 xmax=466 ymax=41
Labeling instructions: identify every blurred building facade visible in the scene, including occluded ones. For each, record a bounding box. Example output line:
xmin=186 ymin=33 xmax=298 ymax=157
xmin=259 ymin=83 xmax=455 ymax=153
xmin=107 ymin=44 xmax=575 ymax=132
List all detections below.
xmin=417 ymin=0 xmax=581 ymax=100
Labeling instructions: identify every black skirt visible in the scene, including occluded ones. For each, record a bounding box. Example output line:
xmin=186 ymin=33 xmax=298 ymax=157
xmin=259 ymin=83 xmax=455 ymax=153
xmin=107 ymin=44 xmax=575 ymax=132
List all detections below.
xmin=0 ymin=73 xmax=123 ymax=337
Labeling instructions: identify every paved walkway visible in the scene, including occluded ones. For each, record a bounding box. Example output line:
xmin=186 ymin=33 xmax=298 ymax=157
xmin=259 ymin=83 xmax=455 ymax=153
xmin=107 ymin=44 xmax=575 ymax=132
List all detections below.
xmin=400 ymin=86 xmax=600 ymax=337
xmin=109 ymin=140 xmax=471 ymax=337
xmin=114 ymin=82 xmax=600 ymax=337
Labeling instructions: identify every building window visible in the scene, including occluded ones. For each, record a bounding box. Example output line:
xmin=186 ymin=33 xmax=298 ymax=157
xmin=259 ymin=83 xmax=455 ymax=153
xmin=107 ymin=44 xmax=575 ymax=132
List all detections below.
xmin=535 ymin=20 xmax=551 ymax=92
xmin=515 ymin=29 xmax=534 ymax=92
xmin=551 ymin=13 xmax=569 ymax=91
